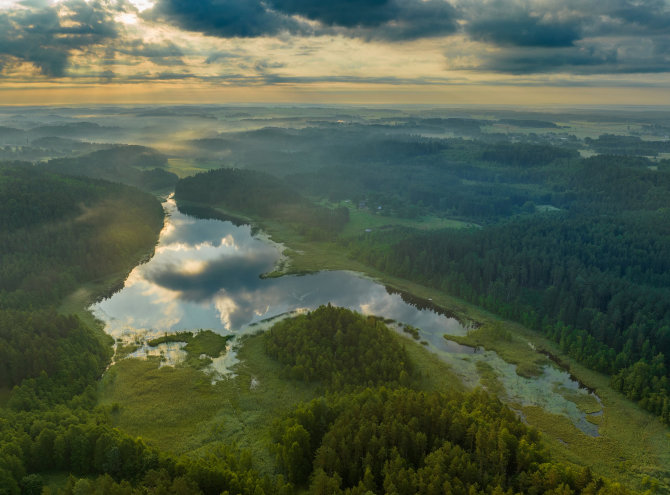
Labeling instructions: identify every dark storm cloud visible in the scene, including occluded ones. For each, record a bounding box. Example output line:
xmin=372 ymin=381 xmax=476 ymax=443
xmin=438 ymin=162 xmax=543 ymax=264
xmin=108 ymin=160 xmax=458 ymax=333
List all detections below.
xmin=472 ymin=41 xmax=670 ymax=76
xmin=457 ymin=0 xmax=670 ymax=75
xmin=148 ymin=0 xmax=458 ymax=41
xmin=607 ymin=0 xmax=670 ymax=34
xmin=0 ymin=0 xmax=118 ymax=77
xmin=367 ymin=0 xmax=459 ymax=40
xmin=268 ymin=0 xmax=392 ymax=28
xmin=468 ymin=14 xmax=581 ymax=47
xmin=475 ymin=45 xmax=617 ymax=75
xmin=147 ymin=0 xmax=307 ymax=38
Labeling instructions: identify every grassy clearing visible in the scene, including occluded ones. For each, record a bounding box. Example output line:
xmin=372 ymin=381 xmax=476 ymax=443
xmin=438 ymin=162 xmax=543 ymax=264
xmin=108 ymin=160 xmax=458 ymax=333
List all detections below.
xmin=523 ymin=404 xmax=670 ymax=492
xmin=149 ymin=330 xmax=232 ymax=359
xmin=586 ymin=414 xmax=604 ymax=426
xmin=148 ymin=330 xmax=232 ymax=370
xmin=99 ymin=358 xmax=226 ymax=456
xmin=338 ymin=204 xmax=474 ymax=237
xmin=114 ymin=343 xmax=140 ymax=360
xmin=396 ymin=332 xmax=466 ymax=394
xmin=165 ymin=158 xmax=217 ymax=178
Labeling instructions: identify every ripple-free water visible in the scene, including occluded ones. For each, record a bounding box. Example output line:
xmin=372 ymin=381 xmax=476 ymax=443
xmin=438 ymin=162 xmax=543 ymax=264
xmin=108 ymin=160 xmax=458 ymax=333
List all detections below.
xmin=92 ymin=197 xmax=601 ymax=435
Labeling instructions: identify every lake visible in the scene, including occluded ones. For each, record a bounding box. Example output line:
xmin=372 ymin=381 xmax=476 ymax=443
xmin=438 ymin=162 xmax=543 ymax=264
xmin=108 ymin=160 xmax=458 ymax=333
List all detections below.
xmin=92 ymin=196 xmax=601 ymax=436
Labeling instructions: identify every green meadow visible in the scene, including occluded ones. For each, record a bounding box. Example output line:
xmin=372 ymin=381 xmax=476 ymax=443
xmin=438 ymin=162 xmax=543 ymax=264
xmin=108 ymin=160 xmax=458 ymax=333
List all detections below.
xmin=98 ymin=330 xmax=463 ymax=474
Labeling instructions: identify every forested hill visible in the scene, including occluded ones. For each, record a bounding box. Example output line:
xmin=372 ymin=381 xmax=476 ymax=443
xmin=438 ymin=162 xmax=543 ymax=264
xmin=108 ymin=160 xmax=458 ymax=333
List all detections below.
xmin=265 ymin=304 xmax=413 ymax=388
xmin=0 ymin=163 xmax=165 ymax=408
xmin=175 ymin=168 xmax=349 ymax=240
xmin=0 ymin=164 xmax=165 ymax=309
xmin=43 ymin=145 xmax=178 ymax=192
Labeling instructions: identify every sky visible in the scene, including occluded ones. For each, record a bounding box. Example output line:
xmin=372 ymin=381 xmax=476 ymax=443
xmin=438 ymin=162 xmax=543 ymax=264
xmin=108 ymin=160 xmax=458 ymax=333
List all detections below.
xmin=0 ymin=0 xmax=669 ymax=105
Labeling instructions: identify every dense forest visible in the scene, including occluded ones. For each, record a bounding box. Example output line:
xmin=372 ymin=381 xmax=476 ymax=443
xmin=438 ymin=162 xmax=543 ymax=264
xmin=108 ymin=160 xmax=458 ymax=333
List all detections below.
xmin=0 ymin=164 xmax=165 ymax=308
xmin=175 ymin=168 xmax=349 ymax=240
xmin=3 ymin=105 xmax=670 ymax=493
xmin=43 ymin=146 xmax=178 ymax=192
xmin=266 ymin=306 xmax=633 ymax=494
xmin=265 ymin=304 xmax=412 ymax=388
xmin=195 ymin=129 xmax=574 ymax=221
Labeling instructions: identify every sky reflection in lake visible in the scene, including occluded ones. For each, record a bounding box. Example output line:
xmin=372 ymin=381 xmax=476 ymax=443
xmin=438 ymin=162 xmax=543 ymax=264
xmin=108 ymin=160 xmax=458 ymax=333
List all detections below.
xmin=92 ymin=197 xmax=602 ymax=435
xmin=92 ymin=198 xmax=466 ymax=340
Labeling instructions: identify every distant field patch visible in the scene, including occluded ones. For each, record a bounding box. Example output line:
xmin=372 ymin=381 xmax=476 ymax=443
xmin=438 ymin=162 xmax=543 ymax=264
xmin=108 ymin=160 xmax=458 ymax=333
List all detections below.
xmin=339 ymin=204 xmax=475 ymax=237
xmin=166 ymin=158 xmax=219 ymax=178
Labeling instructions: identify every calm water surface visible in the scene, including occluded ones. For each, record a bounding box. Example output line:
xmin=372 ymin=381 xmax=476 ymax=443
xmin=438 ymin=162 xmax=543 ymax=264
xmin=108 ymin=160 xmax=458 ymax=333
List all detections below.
xmin=93 ymin=198 xmax=468 ymax=343
xmin=92 ymin=197 xmax=601 ymax=435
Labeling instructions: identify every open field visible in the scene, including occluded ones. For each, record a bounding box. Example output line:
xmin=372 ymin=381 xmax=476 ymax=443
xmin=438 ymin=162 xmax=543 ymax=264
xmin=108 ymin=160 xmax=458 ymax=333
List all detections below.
xmin=325 ymin=201 xmax=477 ymax=237
xmin=165 ymin=158 xmax=221 ymax=178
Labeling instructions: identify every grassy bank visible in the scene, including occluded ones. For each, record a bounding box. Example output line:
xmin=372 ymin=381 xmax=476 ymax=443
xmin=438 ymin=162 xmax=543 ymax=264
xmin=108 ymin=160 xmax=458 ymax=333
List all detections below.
xmin=99 ymin=333 xmax=321 ymax=472
xmin=98 ymin=330 xmax=463 ymax=474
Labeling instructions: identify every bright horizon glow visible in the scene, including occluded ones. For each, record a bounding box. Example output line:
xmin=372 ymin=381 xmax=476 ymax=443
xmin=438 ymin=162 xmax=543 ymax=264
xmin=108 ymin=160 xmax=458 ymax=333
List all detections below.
xmin=0 ymin=83 xmax=668 ymax=107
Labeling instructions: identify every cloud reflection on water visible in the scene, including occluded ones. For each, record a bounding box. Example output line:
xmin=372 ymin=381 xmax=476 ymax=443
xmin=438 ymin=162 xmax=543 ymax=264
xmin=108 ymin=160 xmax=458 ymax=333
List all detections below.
xmin=93 ymin=198 xmax=465 ymax=339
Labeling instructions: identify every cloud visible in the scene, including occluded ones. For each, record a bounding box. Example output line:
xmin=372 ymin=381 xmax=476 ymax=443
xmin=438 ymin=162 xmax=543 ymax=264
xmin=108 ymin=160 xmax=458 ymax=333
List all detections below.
xmin=454 ymin=0 xmax=670 ymax=75
xmin=117 ymin=40 xmax=185 ymax=66
xmin=268 ymin=0 xmax=392 ymax=28
xmin=606 ymin=0 xmax=670 ymax=35
xmin=205 ymin=50 xmax=241 ymax=64
xmin=147 ymin=0 xmax=307 ymax=38
xmin=0 ymin=0 xmax=118 ymax=77
xmin=2 ymin=0 xmax=669 ymax=84
xmin=459 ymin=38 xmax=670 ymax=76
xmin=148 ymin=0 xmax=459 ymax=41
xmin=471 ymin=45 xmax=617 ymax=75
xmin=359 ymin=0 xmax=460 ymax=41
xmin=467 ymin=14 xmax=581 ymax=47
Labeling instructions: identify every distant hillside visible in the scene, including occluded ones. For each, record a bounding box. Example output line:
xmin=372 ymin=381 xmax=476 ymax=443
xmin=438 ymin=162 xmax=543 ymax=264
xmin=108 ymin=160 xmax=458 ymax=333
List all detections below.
xmin=44 ymin=145 xmax=178 ymax=191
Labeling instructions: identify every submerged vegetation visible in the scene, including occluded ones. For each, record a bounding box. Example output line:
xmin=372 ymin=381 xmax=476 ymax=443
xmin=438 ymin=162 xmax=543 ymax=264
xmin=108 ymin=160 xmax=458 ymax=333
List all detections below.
xmin=147 ymin=330 xmax=232 ymax=369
